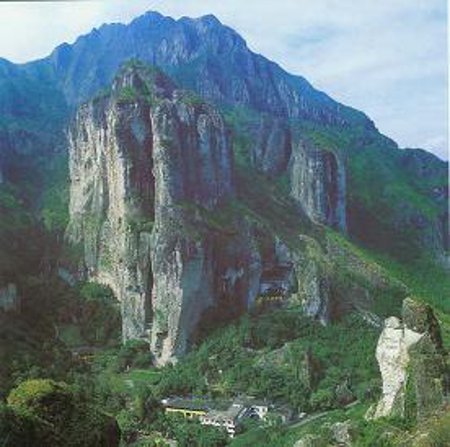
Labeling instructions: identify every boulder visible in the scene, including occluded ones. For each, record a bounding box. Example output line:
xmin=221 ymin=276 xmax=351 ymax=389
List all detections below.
xmin=330 ymin=420 xmax=354 ymax=446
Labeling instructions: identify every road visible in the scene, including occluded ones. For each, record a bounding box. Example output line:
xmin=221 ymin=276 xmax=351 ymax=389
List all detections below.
xmin=287 ymin=399 xmax=360 ymax=429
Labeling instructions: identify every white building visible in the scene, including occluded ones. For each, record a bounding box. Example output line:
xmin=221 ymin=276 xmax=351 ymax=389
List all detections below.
xmin=200 ymin=403 xmax=245 ymax=438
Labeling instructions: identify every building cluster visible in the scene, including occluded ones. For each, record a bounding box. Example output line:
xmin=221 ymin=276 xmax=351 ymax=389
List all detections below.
xmin=161 ymin=397 xmax=270 ymax=437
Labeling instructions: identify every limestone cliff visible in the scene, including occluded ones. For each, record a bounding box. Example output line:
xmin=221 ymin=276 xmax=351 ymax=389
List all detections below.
xmin=251 ymin=116 xmax=292 ymax=177
xmin=290 ymin=141 xmax=347 ymax=231
xmin=250 ymin=124 xmax=347 ymax=232
xmin=148 ymin=85 xmax=234 ymax=363
xmin=67 ymin=64 xmax=259 ymax=363
xmin=67 ymin=68 xmax=157 ymax=341
xmin=372 ymin=298 xmax=446 ymax=420
xmin=66 ymin=62 xmax=413 ymax=364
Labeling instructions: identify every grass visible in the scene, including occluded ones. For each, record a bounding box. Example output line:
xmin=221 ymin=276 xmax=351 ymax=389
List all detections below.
xmin=327 ymin=229 xmax=450 ymax=346
xmin=123 ymin=369 xmax=162 ymax=387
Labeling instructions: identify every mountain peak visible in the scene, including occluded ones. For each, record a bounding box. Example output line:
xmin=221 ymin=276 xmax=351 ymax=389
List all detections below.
xmin=111 ymin=60 xmax=176 ymax=100
xmin=40 ymin=9 xmax=371 ymax=125
xmin=197 ymin=14 xmax=222 ymax=25
xmin=139 ymin=10 xmax=165 ymax=21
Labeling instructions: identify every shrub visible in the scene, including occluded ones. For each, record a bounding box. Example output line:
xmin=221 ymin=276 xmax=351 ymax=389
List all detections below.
xmin=116 ymin=339 xmax=153 ymax=371
xmin=6 ymin=379 xmax=120 ymax=447
xmin=78 ymin=282 xmax=121 ymax=346
xmin=309 ymin=389 xmax=335 ymax=411
xmin=7 ymin=379 xmax=73 ymax=423
xmin=0 ymin=402 xmax=40 ymax=447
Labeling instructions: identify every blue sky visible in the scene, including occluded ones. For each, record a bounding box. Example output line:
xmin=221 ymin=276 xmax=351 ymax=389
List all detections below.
xmin=0 ymin=0 xmax=447 ymax=160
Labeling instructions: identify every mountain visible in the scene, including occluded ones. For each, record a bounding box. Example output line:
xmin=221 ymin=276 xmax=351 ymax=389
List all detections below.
xmin=0 ymin=11 xmax=446 ymax=261
xmin=49 ymin=11 xmax=368 ymax=124
xmin=0 ymin=7 xmax=447 ymax=359
xmin=0 ymin=9 xmax=449 ymax=447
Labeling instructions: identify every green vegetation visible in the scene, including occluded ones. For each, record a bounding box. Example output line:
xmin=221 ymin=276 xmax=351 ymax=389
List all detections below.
xmin=77 ymin=282 xmax=122 ymax=345
xmin=118 ymin=86 xmax=139 ymax=103
xmin=154 ymin=310 xmax=379 ymax=413
xmin=116 ymin=340 xmax=154 ymax=371
xmin=1 ymin=379 xmax=120 ymax=447
xmin=179 ymin=90 xmax=204 ymax=107
xmin=0 ymin=278 xmax=121 ymax=395
xmin=0 ymin=59 xmax=448 ymax=446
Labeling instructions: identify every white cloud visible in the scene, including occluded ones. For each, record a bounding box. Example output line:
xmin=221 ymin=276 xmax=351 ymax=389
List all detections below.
xmin=0 ymin=0 xmax=447 ymax=160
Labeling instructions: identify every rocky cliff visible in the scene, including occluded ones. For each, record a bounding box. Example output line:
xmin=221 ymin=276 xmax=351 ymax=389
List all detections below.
xmin=67 ymin=64 xmax=262 ymax=363
xmin=289 ymin=141 xmax=347 ymax=231
xmin=251 ymin=116 xmax=292 ymax=177
xmin=0 ymin=10 xmax=446 ymax=265
xmin=372 ymin=298 xmax=446 ymax=421
xmin=67 ymin=67 xmax=157 ymax=341
xmin=249 ymin=114 xmax=347 ymax=231
xmin=66 ymin=63 xmax=374 ymax=363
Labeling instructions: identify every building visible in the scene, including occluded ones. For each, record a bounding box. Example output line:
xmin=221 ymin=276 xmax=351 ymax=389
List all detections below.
xmin=162 ymin=396 xmax=272 ymax=438
xmin=162 ymin=397 xmax=208 ymax=419
xmin=200 ymin=403 xmax=245 ymax=438
xmin=234 ymin=397 xmax=269 ymax=421
xmin=244 ymin=402 xmax=269 ymax=420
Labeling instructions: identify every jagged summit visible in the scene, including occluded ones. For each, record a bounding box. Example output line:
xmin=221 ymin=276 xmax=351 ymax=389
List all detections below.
xmin=110 ymin=61 xmax=177 ymax=101
xmin=36 ymin=8 xmax=370 ymax=127
xmin=0 ymin=8 xmax=446 ymax=260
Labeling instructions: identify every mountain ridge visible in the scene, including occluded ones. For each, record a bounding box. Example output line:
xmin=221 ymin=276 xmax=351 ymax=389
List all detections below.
xmin=1 ymin=10 xmax=445 ymax=158
xmin=0 ymin=9 xmax=447 ymax=265
xmin=0 ymin=9 xmax=449 ymax=446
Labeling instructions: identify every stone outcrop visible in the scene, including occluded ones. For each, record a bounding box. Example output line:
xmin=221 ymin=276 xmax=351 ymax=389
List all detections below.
xmin=330 ymin=420 xmax=354 ymax=446
xmin=373 ymin=298 xmax=446 ymax=420
xmin=149 ymin=88 xmax=234 ymax=362
xmin=286 ymin=236 xmax=332 ymax=324
xmin=67 ymin=64 xmax=262 ymax=364
xmin=293 ymin=434 xmax=323 ymax=447
xmin=290 ymin=140 xmax=346 ymax=231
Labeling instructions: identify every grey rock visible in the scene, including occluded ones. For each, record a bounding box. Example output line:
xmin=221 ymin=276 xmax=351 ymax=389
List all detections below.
xmin=251 ymin=116 xmax=292 ymax=177
xmin=373 ymin=299 xmax=446 ymax=420
xmin=67 ymin=65 xmax=260 ymax=364
xmin=330 ymin=420 xmax=354 ymax=446
xmin=291 ymin=236 xmax=331 ymax=324
xmin=290 ymin=140 xmax=346 ymax=231
xmin=293 ymin=434 xmax=323 ymax=447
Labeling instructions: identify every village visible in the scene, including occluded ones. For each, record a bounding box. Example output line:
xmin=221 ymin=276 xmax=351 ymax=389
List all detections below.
xmin=161 ymin=395 xmax=296 ymax=438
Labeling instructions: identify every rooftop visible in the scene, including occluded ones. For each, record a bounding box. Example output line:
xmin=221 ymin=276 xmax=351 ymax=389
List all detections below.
xmin=162 ymin=397 xmax=210 ymax=411
xmin=205 ymin=404 xmax=244 ymax=422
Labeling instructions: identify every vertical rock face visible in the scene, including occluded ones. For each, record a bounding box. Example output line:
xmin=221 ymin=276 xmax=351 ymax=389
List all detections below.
xmin=149 ymin=90 xmax=234 ymax=364
xmin=400 ymin=149 xmax=449 ymax=261
xmin=290 ymin=236 xmax=332 ymax=324
xmin=67 ymin=74 xmax=156 ymax=340
xmin=373 ymin=298 xmax=445 ymax=420
xmin=251 ymin=116 xmax=292 ymax=177
xmin=250 ymin=126 xmax=347 ymax=232
xmin=290 ymin=141 xmax=346 ymax=231
xmin=67 ymin=64 xmax=247 ymax=363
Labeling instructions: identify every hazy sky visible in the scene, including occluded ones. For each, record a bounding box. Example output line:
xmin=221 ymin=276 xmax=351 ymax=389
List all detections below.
xmin=0 ymin=0 xmax=447 ymax=160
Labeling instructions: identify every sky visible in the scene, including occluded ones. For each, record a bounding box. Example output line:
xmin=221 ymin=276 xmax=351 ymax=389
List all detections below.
xmin=0 ymin=0 xmax=447 ymax=160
